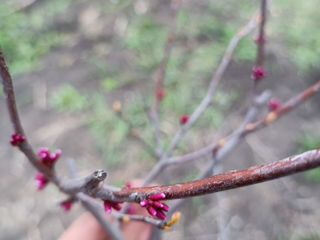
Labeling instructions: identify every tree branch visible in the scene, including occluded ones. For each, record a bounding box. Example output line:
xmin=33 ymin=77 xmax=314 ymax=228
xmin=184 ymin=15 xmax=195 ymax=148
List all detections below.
xmin=142 ymin=12 xmax=260 ymax=186
xmin=97 ymin=149 xmax=320 ymax=202
xmin=150 ymin=0 xmax=181 ymax=157
xmin=77 ymin=193 xmax=123 ymax=240
xmin=167 ymin=80 xmax=320 ymax=165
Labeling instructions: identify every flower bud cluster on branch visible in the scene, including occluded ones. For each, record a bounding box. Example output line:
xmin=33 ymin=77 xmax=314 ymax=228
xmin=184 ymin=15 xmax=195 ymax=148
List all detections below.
xmin=2 ymin=0 xmax=320 ymax=238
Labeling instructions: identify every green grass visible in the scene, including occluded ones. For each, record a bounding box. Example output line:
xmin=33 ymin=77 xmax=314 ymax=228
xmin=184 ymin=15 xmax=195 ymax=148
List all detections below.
xmin=50 ymin=84 xmax=88 ymax=113
xmin=272 ymin=0 xmax=320 ymax=74
xmin=0 ymin=0 xmax=70 ymax=75
xmin=298 ymin=234 xmax=320 ymax=240
xmin=101 ymin=77 xmax=118 ymax=91
xmin=297 ymin=132 xmax=320 ymax=183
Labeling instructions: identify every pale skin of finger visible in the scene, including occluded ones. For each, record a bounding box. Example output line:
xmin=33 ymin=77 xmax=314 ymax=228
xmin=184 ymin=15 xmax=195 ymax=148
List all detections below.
xmin=59 ymin=180 xmax=152 ymax=240
xmin=59 ymin=212 xmax=110 ymax=240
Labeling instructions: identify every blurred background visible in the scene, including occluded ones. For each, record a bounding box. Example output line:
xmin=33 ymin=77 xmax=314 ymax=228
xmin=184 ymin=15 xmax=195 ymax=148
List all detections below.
xmin=1 ymin=0 xmax=320 ymax=239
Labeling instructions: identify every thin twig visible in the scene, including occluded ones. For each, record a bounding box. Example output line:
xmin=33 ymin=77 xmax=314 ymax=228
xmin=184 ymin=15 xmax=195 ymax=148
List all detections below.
xmin=0 ymin=49 xmax=55 ymax=178
xmin=253 ymin=0 xmax=268 ymax=95
xmin=167 ymin=80 xmax=320 ymax=165
xmin=168 ymin=91 xmax=270 ymax=214
xmin=77 ymin=193 xmax=123 ymax=240
xmin=256 ymin=0 xmax=267 ymax=66
xmin=150 ymin=0 xmax=182 ymax=157
xmin=143 ymin=12 xmax=260 ymax=186
xmin=111 ymin=211 xmax=165 ymax=229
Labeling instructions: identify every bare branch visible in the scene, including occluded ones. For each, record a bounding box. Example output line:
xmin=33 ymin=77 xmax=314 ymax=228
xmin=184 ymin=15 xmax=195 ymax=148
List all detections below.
xmin=143 ymin=12 xmax=260 ymax=186
xmin=98 ymin=149 xmax=320 ymax=202
xmin=256 ymin=0 xmax=267 ymax=66
xmin=0 ymin=49 xmax=55 ymax=179
xmin=163 ymin=12 xmax=260 ymax=158
xmin=111 ymin=211 xmax=165 ymax=229
xmin=77 ymin=193 xmax=123 ymax=240
xmin=168 ymin=80 xmax=320 ymax=165
xmin=150 ymin=0 xmax=182 ymax=157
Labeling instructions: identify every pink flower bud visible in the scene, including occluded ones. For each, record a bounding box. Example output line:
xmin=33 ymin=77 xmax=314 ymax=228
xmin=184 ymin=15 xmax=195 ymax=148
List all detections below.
xmin=10 ymin=133 xmax=26 ymax=146
xmin=147 ymin=206 xmax=157 ymax=216
xmin=253 ymin=35 xmax=266 ymax=44
xmin=161 ymin=203 xmax=169 ymax=212
xmin=251 ymin=65 xmax=266 ymax=81
xmin=103 ymin=200 xmax=122 ymax=213
xmin=38 ymin=148 xmax=61 ymax=168
xmin=156 ymin=89 xmax=165 ymax=100
xmin=156 ymin=210 xmax=166 ymax=220
xmin=140 ymin=200 xmax=148 ymax=207
xmin=35 ymin=172 xmax=48 ymax=190
xmin=60 ymin=200 xmax=73 ymax=211
xmin=104 ymin=201 xmax=112 ymax=214
xmin=150 ymin=192 xmax=166 ymax=201
xmin=152 ymin=201 xmax=164 ymax=209
xmin=268 ymin=99 xmax=280 ymax=111
xmin=180 ymin=115 xmax=189 ymax=124
xmin=111 ymin=202 xmax=122 ymax=211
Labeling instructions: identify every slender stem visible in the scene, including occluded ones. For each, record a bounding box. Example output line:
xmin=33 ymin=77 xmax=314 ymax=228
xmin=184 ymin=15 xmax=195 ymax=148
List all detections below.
xmin=150 ymin=0 xmax=181 ymax=157
xmin=253 ymin=0 xmax=267 ymax=95
xmin=0 ymin=49 xmax=54 ymax=178
xmin=256 ymin=0 xmax=267 ymax=66
xmin=77 ymin=193 xmax=123 ymax=240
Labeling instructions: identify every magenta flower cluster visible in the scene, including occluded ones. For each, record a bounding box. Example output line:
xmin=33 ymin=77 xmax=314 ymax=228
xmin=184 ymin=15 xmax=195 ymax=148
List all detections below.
xmin=104 ymin=200 xmax=122 ymax=213
xmin=10 ymin=133 xmax=25 ymax=146
xmin=140 ymin=193 xmax=169 ymax=220
xmin=35 ymin=148 xmax=61 ymax=190
xmin=38 ymin=147 xmax=62 ymax=168
xmin=251 ymin=65 xmax=266 ymax=81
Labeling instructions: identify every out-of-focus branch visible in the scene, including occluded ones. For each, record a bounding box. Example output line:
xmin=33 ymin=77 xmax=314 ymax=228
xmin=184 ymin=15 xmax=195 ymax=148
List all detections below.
xmin=0 ymin=49 xmax=55 ymax=179
xmin=0 ymin=49 xmax=123 ymax=239
xmin=256 ymin=0 xmax=267 ymax=67
xmin=98 ymin=149 xmax=320 ymax=202
xmin=77 ymin=193 xmax=123 ymax=240
xmin=164 ymin=90 xmax=271 ymax=214
xmin=150 ymin=0 xmax=181 ymax=157
xmin=252 ymin=0 xmax=268 ymax=96
xmin=143 ymin=12 xmax=260 ymax=186
xmin=163 ymin=12 xmax=260 ymax=158
xmin=167 ymin=80 xmax=320 ymax=165
xmin=111 ymin=211 xmax=165 ymax=229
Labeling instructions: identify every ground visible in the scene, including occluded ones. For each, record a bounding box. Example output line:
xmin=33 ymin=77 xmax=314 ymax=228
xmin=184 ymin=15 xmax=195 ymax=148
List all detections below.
xmin=1 ymin=1 xmax=320 ymax=240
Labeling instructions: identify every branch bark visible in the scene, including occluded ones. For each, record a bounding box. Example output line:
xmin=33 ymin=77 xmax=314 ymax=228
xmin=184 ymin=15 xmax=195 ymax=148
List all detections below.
xmin=98 ymin=149 xmax=320 ymax=202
